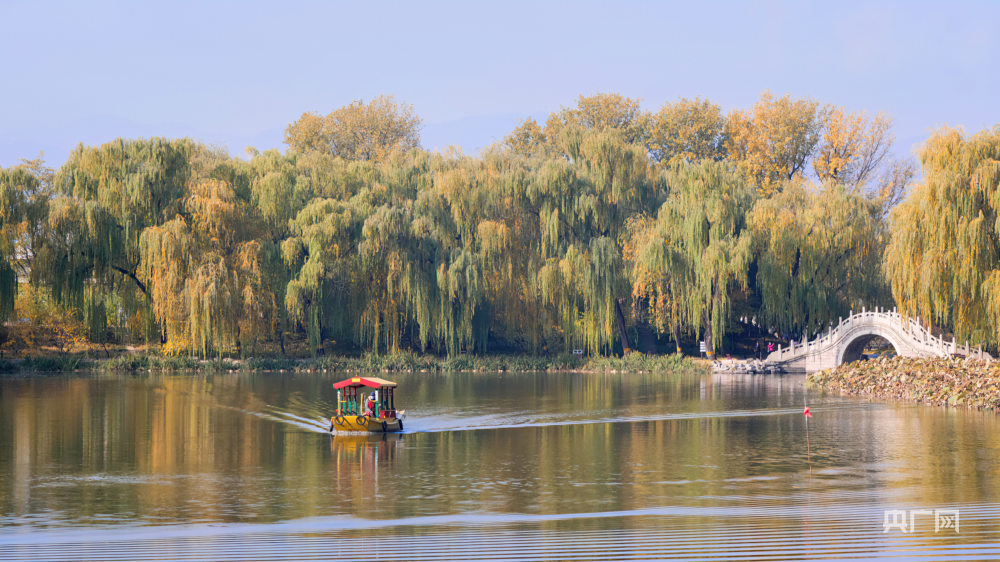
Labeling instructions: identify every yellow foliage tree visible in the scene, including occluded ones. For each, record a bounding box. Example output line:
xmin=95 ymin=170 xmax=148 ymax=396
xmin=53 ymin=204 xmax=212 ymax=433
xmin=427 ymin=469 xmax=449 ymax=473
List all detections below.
xmin=813 ymin=107 xmax=892 ymax=186
xmin=0 ymin=166 xmax=35 ymax=320
xmin=503 ymin=117 xmax=547 ymax=157
xmin=623 ymin=213 xmax=683 ymax=351
xmin=813 ymin=107 xmax=916 ymax=213
xmin=884 ymin=126 xmax=1000 ymax=346
xmin=726 ymin=91 xmax=824 ymax=197
xmin=648 ymin=97 xmax=727 ymax=166
xmin=141 ymin=172 xmax=280 ymax=357
xmin=544 ymin=93 xmax=652 ymax=148
xmin=3 ymin=284 xmax=86 ymax=356
xmin=284 ymin=95 xmax=422 ymax=163
xmin=13 ymin=154 xmax=54 ymax=274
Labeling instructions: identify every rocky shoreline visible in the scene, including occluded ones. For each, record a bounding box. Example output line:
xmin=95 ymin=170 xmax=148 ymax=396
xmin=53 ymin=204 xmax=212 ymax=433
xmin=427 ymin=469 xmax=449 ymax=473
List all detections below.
xmin=808 ymin=356 xmax=1000 ymax=411
xmin=710 ymin=359 xmax=778 ymax=374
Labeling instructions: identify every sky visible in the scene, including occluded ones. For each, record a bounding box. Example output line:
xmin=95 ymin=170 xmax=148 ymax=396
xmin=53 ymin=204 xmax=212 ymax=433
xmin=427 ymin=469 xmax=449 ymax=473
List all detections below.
xmin=2 ymin=0 xmax=999 ymax=168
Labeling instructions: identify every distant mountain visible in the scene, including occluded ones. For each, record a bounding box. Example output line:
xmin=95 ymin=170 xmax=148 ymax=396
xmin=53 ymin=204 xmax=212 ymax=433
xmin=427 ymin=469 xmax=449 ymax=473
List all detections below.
xmin=421 ymin=113 xmax=528 ymax=156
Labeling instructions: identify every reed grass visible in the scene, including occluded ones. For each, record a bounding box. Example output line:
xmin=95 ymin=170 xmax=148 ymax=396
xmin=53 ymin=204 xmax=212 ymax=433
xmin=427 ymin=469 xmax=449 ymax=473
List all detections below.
xmin=0 ymin=355 xmax=82 ymax=373
xmin=88 ymin=350 xmax=708 ymax=375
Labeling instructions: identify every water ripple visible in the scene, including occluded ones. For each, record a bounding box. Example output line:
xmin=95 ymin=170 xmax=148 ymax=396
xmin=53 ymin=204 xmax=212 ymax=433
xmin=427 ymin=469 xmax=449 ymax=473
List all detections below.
xmin=3 ymin=503 xmax=997 ymax=561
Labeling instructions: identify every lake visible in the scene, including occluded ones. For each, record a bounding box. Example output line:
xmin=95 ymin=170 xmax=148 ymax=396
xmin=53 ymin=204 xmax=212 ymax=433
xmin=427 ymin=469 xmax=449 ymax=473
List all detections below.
xmin=1 ymin=369 xmax=998 ymax=560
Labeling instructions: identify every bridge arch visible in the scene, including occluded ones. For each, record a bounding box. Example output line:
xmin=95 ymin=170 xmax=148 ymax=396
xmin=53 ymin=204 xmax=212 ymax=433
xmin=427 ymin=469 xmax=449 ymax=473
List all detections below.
xmin=836 ymin=327 xmax=905 ymax=365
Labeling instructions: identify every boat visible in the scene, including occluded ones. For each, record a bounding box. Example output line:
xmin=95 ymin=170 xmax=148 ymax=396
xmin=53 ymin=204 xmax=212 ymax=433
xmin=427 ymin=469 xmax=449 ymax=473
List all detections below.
xmin=329 ymin=376 xmax=404 ymax=433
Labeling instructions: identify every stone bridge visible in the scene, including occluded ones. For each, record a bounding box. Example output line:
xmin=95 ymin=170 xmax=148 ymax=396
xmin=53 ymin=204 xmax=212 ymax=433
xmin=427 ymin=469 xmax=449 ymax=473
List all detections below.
xmin=764 ymin=308 xmax=992 ymax=373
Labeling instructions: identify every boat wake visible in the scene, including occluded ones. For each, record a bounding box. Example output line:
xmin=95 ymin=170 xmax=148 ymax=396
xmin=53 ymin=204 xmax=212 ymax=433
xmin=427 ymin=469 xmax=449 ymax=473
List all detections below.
xmin=390 ymin=405 xmax=833 ymax=434
xmin=260 ymin=409 xmax=332 ymax=433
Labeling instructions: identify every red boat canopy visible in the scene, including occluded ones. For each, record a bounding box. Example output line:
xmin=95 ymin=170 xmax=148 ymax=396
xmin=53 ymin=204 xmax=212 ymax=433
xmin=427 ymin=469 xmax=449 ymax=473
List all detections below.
xmin=333 ymin=376 xmax=398 ymax=390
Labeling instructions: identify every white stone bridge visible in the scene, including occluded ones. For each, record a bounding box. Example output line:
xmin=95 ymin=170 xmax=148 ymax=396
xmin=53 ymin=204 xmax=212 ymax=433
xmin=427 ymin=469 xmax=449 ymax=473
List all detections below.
xmin=764 ymin=307 xmax=992 ymax=373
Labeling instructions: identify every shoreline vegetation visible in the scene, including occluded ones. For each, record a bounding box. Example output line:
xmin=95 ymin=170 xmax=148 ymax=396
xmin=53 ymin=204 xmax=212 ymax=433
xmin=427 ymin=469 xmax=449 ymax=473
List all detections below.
xmin=0 ymin=351 xmax=709 ymax=376
xmin=809 ymin=356 xmax=1000 ymax=411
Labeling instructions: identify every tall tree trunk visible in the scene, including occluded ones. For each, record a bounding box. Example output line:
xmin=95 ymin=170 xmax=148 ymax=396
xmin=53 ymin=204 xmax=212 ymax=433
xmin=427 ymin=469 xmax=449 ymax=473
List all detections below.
xmin=703 ymin=312 xmax=716 ymax=361
xmin=615 ymin=299 xmax=632 ymax=355
xmin=279 ymin=329 xmax=286 ymax=358
xmin=672 ymin=322 xmax=682 ymax=354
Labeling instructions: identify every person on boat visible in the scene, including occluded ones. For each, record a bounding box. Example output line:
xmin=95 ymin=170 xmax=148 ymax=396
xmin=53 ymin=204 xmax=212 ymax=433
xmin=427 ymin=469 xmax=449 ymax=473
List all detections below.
xmin=364 ymin=392 xmax=376 ymax=417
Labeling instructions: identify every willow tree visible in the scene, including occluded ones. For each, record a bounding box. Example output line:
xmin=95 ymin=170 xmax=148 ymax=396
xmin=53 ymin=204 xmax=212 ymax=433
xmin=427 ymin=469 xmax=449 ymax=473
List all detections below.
xmin=357 ymin=199 xmax=434 ymax=354
xmin=280 ymin=120 xmax=737 ymax=359
xmin=0 ymin=167 xmax=37 ymax=319
xmin=750 ymin=181 xmax=890 ymax=335
xmin=520 ymin=95 xmax=664 ymax=353
xmin=351 ymin=149 xmax=534 ymax=356
xmin=284 ymin=95 xmax=422 ymax=163
xmin=12 ymin=154 xmax=54 ymax=273
xmin=242 ymin=149 xmax=311 ymax=355
xmin=36 ymin=137 xmax=191 ymax=342
xmin=528 ymin=127 xmax=663 ymax=354
xmin=624 ymin=212 xmax=683 ymax=352
xmin=281 ymin=150 xmax=439 ymax=355
xmin=464 ymin=151 xmax=549 ymax=351
xmin=140 ymin=170 xmax=283 ymax=356
xmin=278 ymin=122 xmax=664 ymax=357
xmin=283 ymin=197 xmax=365 ymax=354
xmin=632 ymin=160 xmax=755 ymax=359
xmin=884 ymin=126 xmax=1000 ymax=346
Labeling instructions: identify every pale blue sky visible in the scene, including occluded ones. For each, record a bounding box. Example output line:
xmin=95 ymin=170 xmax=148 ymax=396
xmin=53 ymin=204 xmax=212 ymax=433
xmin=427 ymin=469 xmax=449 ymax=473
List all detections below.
xmin=2 ymin=0 xmax=999 ymax=168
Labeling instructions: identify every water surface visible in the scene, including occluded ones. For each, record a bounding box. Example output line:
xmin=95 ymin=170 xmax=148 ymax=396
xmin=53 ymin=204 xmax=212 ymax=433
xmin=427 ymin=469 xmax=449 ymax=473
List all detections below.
xmin=1 ymin=369 xmax=998 ymax=560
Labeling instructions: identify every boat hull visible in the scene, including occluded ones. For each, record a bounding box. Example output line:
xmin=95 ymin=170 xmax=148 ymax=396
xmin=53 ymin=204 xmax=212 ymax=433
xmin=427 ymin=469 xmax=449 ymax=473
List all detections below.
xmin=330 ymin=414 xmax=403 ymax=433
